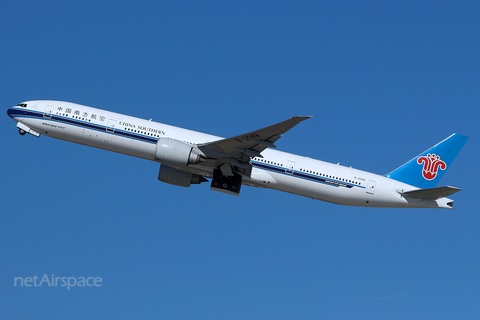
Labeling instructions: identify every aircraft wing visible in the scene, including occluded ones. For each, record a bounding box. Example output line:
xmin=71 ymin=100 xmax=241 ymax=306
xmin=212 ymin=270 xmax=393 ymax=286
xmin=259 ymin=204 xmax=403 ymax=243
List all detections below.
xmin=198 ymin=116 xmax=311 ymax=161
xmin=399 ymin=186 xmax=461 ymax=200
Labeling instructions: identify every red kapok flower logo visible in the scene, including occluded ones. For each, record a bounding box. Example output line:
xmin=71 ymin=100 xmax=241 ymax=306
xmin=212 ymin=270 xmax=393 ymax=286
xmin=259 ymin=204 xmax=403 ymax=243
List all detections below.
xmin=417 ymin=153 xmax=447 ymax=180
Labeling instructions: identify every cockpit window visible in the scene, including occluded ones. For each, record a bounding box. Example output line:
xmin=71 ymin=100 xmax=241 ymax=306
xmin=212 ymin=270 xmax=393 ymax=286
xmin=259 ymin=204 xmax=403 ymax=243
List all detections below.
xmin=16 ymin=103 xmax=27 ymax=108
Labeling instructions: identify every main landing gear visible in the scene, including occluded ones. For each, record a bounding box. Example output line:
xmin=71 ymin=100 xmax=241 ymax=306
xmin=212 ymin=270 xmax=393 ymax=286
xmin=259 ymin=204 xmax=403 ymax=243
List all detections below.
xmin=210 ymin=168 xmax=242 ymax=196
xmin=19 ymin=129 xmax=26 ymax=135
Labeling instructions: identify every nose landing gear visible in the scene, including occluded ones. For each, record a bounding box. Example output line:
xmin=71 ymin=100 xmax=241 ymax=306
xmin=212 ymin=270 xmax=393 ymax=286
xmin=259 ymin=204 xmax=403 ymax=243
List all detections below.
xmin=16 ymin=122 xmax=41 ymax=137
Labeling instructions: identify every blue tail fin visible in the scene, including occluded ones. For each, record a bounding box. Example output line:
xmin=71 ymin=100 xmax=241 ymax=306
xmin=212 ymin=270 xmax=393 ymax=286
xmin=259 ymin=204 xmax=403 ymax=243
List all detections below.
xmin=386 ymin=133 xmax=468 ymax=188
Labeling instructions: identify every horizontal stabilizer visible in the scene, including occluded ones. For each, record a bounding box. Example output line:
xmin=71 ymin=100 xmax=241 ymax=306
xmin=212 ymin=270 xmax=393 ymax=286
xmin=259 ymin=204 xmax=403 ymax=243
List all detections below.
xmin=399 ymin=186 xmax=461 ymax=200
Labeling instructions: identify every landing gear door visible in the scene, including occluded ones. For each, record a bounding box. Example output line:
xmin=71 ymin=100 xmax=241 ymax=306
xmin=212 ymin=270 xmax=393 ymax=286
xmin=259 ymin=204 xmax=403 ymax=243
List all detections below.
xmin=43 ymin=105 xmax=54 ymax=119
xmin=366 ymin=180 xmax=376 ymax=195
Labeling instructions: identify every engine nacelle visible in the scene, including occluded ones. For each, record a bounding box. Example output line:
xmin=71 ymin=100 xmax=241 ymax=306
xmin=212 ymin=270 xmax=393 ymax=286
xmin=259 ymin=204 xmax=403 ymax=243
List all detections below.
xmin=158 ymin=164 xmax=207 ymax=187
xmin=155 ymin=138 xmax=202 ymax=167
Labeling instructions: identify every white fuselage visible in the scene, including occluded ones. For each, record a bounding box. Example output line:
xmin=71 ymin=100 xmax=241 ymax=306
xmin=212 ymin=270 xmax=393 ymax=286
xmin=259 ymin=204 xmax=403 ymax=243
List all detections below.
xmin=8 ymin=101 xmax=453 ymax=208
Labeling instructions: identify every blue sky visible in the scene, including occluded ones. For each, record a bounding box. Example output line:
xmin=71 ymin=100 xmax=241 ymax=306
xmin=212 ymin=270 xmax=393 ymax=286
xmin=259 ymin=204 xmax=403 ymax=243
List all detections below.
xmin=1 ymin=1 xmax=479 ymax=319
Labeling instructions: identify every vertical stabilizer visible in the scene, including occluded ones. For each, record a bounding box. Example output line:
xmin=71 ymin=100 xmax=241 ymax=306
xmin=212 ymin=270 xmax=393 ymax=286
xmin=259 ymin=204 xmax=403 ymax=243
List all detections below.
xmin=386 ymin=133 xmax=468 ymax=188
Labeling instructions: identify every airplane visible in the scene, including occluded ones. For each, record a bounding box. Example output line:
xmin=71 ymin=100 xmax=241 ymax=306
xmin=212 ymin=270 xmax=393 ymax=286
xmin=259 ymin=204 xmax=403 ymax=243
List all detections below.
xmin=7 ymin=100 xmax=468 ymax=209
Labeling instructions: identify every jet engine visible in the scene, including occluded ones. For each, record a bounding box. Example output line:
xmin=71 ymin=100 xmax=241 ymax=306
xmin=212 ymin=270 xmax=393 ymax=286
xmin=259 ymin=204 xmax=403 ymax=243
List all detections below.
xmin=158 ymin=164 xmax=207 ymax=187
xmin=155 ymin=138 xmax=203 ymax=167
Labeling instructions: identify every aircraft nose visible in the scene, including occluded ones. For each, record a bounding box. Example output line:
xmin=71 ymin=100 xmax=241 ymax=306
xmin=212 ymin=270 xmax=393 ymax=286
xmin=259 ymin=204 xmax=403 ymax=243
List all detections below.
xmin=7 ymin=106 xmax=23 ymax=121
xmin=7 ymin=107 xmax=14 ymax=118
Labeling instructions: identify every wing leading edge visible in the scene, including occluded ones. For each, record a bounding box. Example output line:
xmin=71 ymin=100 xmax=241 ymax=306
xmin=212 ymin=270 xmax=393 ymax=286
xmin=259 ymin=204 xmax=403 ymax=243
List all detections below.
xmin=199 ymin=116 xmax=311 ymax=160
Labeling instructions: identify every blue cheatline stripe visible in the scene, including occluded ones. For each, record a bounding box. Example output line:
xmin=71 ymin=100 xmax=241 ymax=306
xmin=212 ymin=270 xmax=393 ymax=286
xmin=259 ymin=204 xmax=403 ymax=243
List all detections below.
xmin=10 ymin=108 xmax=364 ymax=190
xmin=251 ymin=160 xmax=364 ymax=190
xmin=8 ymin=109 xmax=158 ymax=144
